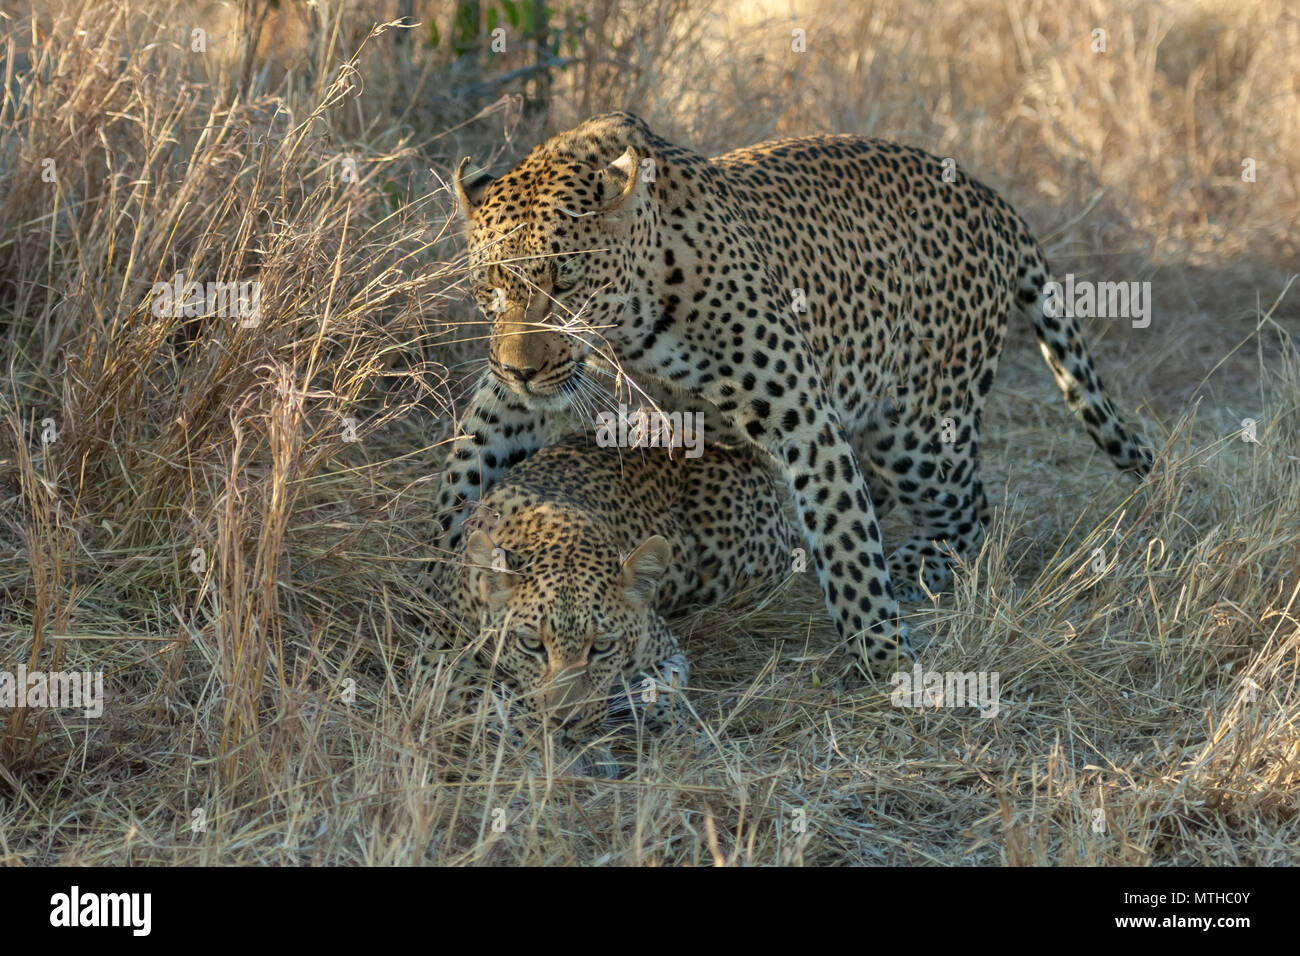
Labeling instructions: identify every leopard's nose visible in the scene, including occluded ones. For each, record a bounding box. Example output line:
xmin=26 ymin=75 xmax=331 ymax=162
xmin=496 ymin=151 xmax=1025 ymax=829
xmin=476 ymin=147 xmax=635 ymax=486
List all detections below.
xmin=501 ymin=363 xmax=539 ymax=384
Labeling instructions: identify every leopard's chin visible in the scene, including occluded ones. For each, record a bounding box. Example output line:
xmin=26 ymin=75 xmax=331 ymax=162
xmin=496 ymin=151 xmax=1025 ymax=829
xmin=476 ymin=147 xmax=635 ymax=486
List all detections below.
xmin=492 ymin=366 xmax=581 ymax=411
xmin=501 ymin=380 xmax=574 ymax=411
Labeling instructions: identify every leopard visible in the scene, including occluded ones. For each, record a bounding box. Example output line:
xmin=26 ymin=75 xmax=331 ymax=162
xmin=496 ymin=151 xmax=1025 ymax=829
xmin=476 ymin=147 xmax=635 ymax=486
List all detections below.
xmin=435 ymin=111 xmax=1152 ymax=684
xmin=436 ymin=432 xmax=798 ymax=748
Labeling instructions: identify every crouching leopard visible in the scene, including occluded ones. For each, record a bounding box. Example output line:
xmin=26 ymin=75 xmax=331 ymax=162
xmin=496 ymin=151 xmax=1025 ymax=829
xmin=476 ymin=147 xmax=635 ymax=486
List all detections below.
xmin=437 ymin=433 xmax=798 ymax=749
xmin=437 ymin=112 xmax=1152 ymax=683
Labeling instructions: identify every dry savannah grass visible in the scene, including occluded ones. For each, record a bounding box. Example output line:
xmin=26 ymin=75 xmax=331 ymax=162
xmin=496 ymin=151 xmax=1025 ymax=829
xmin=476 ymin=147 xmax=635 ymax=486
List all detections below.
xmin=0 ymin=0 xmax=1297 ymax=866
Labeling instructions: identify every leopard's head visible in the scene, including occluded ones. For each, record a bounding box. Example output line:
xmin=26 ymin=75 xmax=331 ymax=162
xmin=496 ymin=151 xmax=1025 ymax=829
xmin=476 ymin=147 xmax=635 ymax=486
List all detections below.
xmin=462 ymin=512 xmax=670 ymax=739
xmin=454 ymin=126 xmax=660 ymax=410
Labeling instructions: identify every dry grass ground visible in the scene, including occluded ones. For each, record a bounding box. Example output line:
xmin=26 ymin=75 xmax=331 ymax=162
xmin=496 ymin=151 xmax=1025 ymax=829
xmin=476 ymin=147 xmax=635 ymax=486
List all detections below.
xmin=0 ymin=0 xmax=1296 ymax=865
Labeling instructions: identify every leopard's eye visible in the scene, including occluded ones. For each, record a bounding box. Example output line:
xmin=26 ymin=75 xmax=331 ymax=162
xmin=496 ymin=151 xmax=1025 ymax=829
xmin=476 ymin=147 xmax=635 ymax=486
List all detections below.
xmin=475 ymin=286 xmax=506 ymax=315
xmin=514 ymin=628 xmax=545 ymax=655
xmin=553 ymin=257 xmax=584 ymax=293
xmin=590 ymin=634 xmax=619 ymax=657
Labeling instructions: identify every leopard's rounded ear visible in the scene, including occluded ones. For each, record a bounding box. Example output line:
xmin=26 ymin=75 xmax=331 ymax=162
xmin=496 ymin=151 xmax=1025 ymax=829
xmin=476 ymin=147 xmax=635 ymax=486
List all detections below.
xmin=453 ymin=157 xmax=494 ymax=220
xmin=622 ymin=534 xmax=671 ymax=606
xmin=466 ymin=530 xmax=513 ymax=609
xmin=597 ymin=146 xmax=640 ymax=217
xmin=465 ymin=529 xmax=497 ymax=567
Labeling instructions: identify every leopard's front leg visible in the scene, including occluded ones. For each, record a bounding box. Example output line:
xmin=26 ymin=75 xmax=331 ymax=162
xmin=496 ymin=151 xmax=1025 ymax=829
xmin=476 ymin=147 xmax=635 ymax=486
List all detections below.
xmin=435 ymin=372 xmax=546 ymax=553
xmin=704 ymin=376 xmax=916 ymax=682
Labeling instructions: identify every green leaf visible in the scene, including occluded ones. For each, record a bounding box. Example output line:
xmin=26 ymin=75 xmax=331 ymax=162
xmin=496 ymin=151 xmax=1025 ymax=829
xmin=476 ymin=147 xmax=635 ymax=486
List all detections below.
xmin=452 ymin=2 xmax=480 ymax=56
xmin=427 ymin=21 xmax=440 ymax=48
xmin=383 ymin=181 xmax=404 ymax=214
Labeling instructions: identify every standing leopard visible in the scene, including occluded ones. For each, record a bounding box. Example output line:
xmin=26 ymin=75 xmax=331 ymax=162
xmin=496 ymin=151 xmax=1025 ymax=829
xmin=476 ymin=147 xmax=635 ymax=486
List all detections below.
xmin=436 ymin=112 xmax=1152 ymax=682
xmin=435 ymin=433 xmax=798 ymax=743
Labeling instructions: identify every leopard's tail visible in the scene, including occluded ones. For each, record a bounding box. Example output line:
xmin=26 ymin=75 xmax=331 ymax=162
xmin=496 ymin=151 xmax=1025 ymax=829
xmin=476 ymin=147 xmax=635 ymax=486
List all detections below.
xmin=1016 ymin=241 xmax=1153 ymax=477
